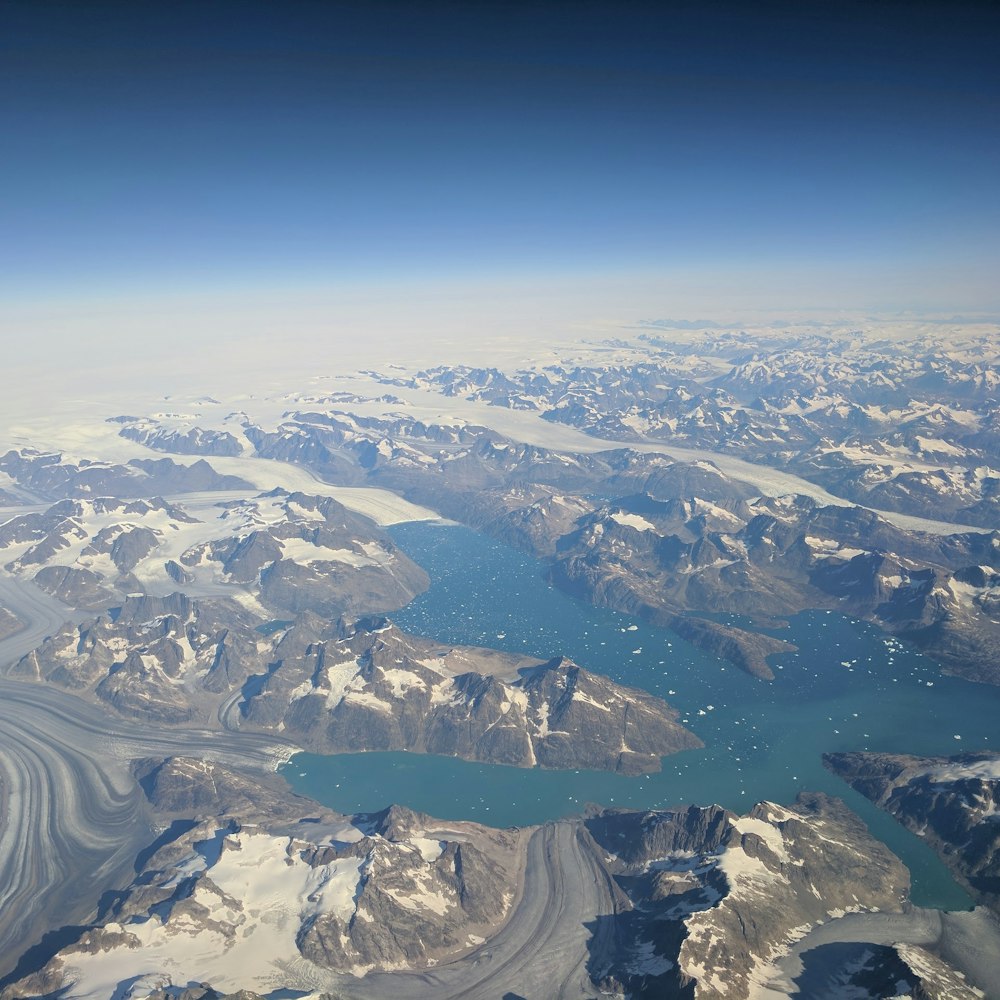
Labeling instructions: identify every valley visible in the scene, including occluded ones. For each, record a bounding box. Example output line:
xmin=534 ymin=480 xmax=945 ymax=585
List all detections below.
xmin=1 ymin=325 xmax=998 ymax=998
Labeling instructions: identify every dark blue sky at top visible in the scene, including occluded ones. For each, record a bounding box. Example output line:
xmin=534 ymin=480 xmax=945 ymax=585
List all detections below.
xmin=3 ymin=0 xmax=999 ymax=311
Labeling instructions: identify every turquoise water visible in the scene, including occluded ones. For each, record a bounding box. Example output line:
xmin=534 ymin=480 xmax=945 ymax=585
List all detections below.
xmin=284 ymin=523 xmax=1000 ymax=910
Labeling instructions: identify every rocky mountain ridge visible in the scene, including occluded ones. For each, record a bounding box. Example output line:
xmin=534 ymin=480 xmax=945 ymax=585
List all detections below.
xmin=7 ymin=758 xmax=974 ymax=1000
xmin=585 ymin=793 xmax=911 ymax=998
xmin=1 ymin=758 xmax=521 ymax=998
xmin=14 ymin=597 xmax=699 ymax=772
xmin=99 ymin=405 xmax=1000 ymax=684
xmin=368 ymin=329 xmax=1000 ymax=527
xmin=0 ymin=448 xmax=252 ymax=500
xmin=549 ymin=491 xmax=1000 ymax=683
xmin=0 ymin=489 xmax=429 ymax=617
xmin=825 ymin=750 xmax=1000 ymax=913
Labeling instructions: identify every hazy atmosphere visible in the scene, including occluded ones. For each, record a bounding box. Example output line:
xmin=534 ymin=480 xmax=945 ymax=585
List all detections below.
xmin=4 ymin=0 xmax=1000 ymax=380
xmin=3 ymin=4 xmax=1000 ymax=999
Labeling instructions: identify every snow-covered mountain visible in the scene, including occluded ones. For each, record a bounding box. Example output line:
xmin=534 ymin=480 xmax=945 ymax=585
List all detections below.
xmin=366 ymin=330 xmax=1000 ymax=527
xmin=0 ymin=489 xmax=428 ymax=616
xmin=16 ymin=598 xmax=699 ymax=769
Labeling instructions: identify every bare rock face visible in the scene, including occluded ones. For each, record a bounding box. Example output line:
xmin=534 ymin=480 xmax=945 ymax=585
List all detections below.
xmin=1 ymin=761 xmax=521 ymax=998
xmin=117 ymin=420 xmax=246 ymax=457
xmin=180 ymin=490 xmax=430 ymax=618
xmin=548 ymin=492 xmax=1000 ymax=683
xmin=297 ymin=804 xmax=514 ymax=972
xmin=0 ymin=752 xmax=928 ymax=1000
xmin=241 ymin=617 xmax=701 ymax=772
xmin=15 ymin=596 xmax=699 ymax=772
xmin=773 ymin=939 xmax=988 ymax=1000
xmin=0 ymin=488 xmax=429 ymax=621
xmin=133 ymin=756 xmax=304 ymax=819
xmin=229 ymin=403 xmax=1000 ymax=683
xmin=12 ymin=594 xmax=268 ymax=722
xmin=0 ymin=448 xmax=252 ymax=499
xmin=666 ymin=615 xmax=793 ymax=681
xmin=892 ymin=943 xmax=989 ymax=999
xmin=519 ymin=657 xmax=702 ymax=772
xmin=584 ymin=793 xmax=910 ymax=1000
xmin=825 ymin=750 xmax=1000 ymax=913
xmin=32 ymin=564 xmax=118 ymax=609
xmin=460 ymin=484 xmax=598 ymax=556
xmin=375 ymin=343 xmax=1000 ymax=529
xmin=0 ymin=495 xmax=200 ymax=610
xmin=604 ymin=452 xmax=759 ymax=505
xmin=165 ymin=558 xmax=195 ymax=584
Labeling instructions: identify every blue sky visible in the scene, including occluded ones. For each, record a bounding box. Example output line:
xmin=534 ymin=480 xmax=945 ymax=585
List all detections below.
xmin=3 ymin=0 xmax=1000 ymax=339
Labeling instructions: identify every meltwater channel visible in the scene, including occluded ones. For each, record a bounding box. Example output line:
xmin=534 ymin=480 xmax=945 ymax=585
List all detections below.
xmin=284 ymin=522 xmax=1000 ymax=910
